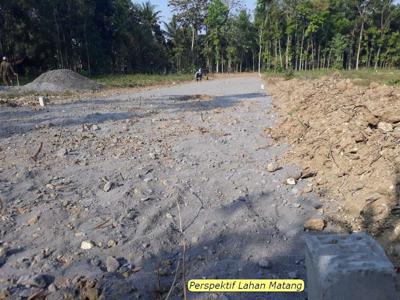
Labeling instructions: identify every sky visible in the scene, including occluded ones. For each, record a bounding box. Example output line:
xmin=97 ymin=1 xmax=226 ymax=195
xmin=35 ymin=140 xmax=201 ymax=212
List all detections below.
xmin=136 ymin=0 xmax=257 ymax=23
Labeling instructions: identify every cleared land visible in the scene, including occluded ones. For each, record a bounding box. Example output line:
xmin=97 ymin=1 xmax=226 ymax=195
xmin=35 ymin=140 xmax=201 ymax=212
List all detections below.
xmin=0 ymin=75 xmax=322 ymax=299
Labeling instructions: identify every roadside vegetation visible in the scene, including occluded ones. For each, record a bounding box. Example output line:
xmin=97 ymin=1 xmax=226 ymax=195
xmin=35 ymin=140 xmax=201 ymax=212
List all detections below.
xmin=264 ymin=68 xmax=400 ymax=86
xmin=94 ymin=73 xmax=193 ymax=88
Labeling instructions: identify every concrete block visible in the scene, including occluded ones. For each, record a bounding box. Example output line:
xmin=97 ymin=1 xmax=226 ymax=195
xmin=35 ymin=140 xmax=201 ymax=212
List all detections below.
xmin=305 ymin=233 xmax=398 ymax=300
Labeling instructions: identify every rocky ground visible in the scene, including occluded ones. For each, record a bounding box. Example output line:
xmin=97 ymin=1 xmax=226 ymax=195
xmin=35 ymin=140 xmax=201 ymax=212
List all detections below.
xmin=0 ymin=76 xmax=328 ymax=299
xmin=266 ymin=74 xmax=400 ymax=271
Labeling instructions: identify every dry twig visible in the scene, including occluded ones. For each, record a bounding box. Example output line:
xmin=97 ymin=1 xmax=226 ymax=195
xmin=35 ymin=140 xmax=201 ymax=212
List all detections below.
xmin=31 ymin=142 xmax=43 ymax=162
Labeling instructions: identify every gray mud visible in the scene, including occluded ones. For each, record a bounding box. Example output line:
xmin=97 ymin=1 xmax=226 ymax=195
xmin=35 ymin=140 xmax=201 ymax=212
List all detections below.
xmin=0 ymin=76 xmax=322 ymax=299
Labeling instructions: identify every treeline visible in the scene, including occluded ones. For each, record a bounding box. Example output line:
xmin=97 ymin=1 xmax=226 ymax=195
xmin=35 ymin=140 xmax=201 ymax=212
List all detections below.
xmin=2 ymin=0 xmax=400 ymax=76
xmin=0 ymin=0 xmax=257 ymax=75
xmin=0 ymin=0 xmax=170 ymax=75
xmin=256 ymin=0 xmax=400 ymax=71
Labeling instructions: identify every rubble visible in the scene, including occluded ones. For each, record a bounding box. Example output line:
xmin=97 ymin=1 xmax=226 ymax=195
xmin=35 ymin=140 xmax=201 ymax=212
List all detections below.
xmin=267 ymin=75 xmax=400 ymax=238
xmin=304 ymin=218 xmax=327 ymax=231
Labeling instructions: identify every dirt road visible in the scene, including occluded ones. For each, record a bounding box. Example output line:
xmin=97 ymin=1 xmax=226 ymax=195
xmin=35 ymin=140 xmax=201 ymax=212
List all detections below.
xmin=0 ymin=76 xmax=321 ymax=299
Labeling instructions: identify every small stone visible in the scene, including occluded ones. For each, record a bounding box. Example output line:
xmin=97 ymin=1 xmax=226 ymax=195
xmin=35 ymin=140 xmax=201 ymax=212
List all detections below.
xmin=389 ymin=223 xmax=400 ymax=241
xmin=91 ymin=124 xmax=100 ymax=131
xmin=378 ymin=121 xmax=393 ymax=132
xmin=48 ymin=283 xmax=57 ymax=292
xmin=286 ymin=178 xmax=296 ymax=185
xmin=258 ymin=258 xmax=272 ymax=269
xmin=294 ymin=203 xmax=301 ymax=208
xmin=103 ymin=182 xmax=113 ymax=192
xmin=304 ymin=218 xmax=326 ymax=231
xmin=106 ymin=256 xmax=120 ymax=272
xmin=80 ymin=241 xmax=94 ymax=250
xmin=107 ymin=240 xmax=117 ymax=248
xmin=267 ymin=163 xmax=280 ymax=173
xmin=303 ymin=186 xmax=313 ymax=193
xmin=27 ymin=215 xmax=39 ymax=226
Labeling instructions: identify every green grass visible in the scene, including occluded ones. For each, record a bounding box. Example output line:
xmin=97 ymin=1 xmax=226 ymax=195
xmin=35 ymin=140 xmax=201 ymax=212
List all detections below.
xmin=94 ymin=73 xmax=193 ymax=88
xmin=264 ymin=68 xmax=400 ymax=86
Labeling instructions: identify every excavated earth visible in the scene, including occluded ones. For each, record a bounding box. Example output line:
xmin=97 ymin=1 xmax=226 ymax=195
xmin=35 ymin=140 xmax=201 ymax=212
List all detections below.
xmin=266 ymin=75 xmax=400 ymax=270
xmin=0 ymin=76 xmax=326 ymax=300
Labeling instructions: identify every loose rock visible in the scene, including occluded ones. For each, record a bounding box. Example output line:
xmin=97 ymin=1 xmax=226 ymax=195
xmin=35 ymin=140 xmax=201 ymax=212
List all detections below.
xmin=27 ymin=215 xmax=39 ymax=226
xmin=303 ymin=185 xmax=313 ymax=193
xmin=103 ymin=182 xmax=113 ymax=192
xmin=378 ymin=121 xmax=393 ymax=132
xmin=286 ymin=178 xmax=296 ymax=185
xmin=267 ymin=162 xmax=280 ymax=173
xmin=106 ymin=256 xmax=120 ymax=272
xmin=80 ymin=241 xmax=94 ymax=250
xmin=304 ymin=218 xmax=326 ymax=231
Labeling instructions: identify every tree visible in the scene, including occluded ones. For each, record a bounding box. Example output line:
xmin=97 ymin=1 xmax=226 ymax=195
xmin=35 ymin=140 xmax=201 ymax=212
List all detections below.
xmin=168 ymin=0 xmax=208 ymax=52
xmin=205 ymin=0 xmax=229 ymax=72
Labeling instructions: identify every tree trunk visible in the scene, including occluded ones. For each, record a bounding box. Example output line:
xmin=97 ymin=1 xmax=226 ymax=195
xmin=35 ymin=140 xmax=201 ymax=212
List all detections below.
xmin=356 ymin=19 xmax=364 ymax=70
xmin=83 ymin=20 xmax=91 ymax=75
xmin=374 ymin=46 xmax=381 ymax=70
xmin=285 ymin=34 xmax=290 ymax=70
xmin=191 ymin=25 xmax=195 ymax=52
xmin=53 ymin=8 xmax=64 ymax=68
xmin=258 ymin=25 xmax=263 ymax=75
xmin=299 ymin=27 xmax=305 ymax=71
xmin=278 ymin=39 xmax=283 ymax=68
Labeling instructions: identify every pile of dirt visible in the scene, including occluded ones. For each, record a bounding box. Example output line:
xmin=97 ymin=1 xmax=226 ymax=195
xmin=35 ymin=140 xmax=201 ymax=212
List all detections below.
xmin=266 ymin=75 xmax=400 ymax=247
xmin=23 ymin=69 xmax=101 ymax=92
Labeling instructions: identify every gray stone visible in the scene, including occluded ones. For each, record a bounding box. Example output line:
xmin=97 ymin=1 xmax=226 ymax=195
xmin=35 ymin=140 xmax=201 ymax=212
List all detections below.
xmin=378 ymin=122 xmax=393 ymax=133
xmin=267 ymin=162 xmax=280 ymax=173
xmin=305 ymin=233 xmax=398 ymax=300
xmin=48 ymin=283 xmax=57 ymax=292
xmin=103 ymin=182 xmax=113 ymax=192
xmin=286 ymin=178 xmax=296 ymax=185
xmin=106 ymin=256 xmax=120 ymax=272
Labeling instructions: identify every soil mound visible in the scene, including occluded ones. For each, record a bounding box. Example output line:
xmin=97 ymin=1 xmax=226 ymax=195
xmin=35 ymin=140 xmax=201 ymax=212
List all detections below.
xmin=24 ymin=69 xmax=100 ymax=92
xmin=266 ymin=75 xmax=400 ymax=244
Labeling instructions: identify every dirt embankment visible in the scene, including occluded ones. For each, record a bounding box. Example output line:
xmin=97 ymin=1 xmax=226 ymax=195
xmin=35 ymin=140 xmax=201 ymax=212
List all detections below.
xmin=266 ymin=75 xmax=400 ymax=257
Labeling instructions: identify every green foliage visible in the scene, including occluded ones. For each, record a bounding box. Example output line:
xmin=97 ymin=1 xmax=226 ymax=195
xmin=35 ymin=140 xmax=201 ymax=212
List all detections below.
xmin=95 ymin=73 xmax=192 ymax=88
xmin=3 ymin=0 xmax=400 ymax=77
xmin=331 ymin=34 xmax=348 ymax=69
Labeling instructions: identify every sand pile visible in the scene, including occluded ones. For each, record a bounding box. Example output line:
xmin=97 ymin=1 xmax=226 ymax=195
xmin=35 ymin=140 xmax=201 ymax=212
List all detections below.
xmin=24 ymin=69 xmax=100 ymax=92
xmin=266 ymin=75 xmax=400 ymax=241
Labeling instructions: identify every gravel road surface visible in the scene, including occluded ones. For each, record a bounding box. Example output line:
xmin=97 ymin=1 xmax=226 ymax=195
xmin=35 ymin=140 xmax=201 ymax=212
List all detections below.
xmin=0 ymin=76 xmax=322 ymax=299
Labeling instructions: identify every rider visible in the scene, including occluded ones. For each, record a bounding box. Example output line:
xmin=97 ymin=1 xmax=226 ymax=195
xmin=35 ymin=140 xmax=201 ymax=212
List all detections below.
xmin=195 ymin=68 xmax=202 ymax=82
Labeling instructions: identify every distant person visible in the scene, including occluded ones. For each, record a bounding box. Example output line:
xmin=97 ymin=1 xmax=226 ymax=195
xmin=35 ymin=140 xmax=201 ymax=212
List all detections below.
xmin=195 ymin=68 xmax=202 ymax=82
xmin=0 ymin=57 xmax=17 ymax=86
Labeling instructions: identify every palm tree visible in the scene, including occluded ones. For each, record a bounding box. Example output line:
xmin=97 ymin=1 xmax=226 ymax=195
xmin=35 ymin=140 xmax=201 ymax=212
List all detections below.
xmin=140 ymin=1 xmax=164 ymax=43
